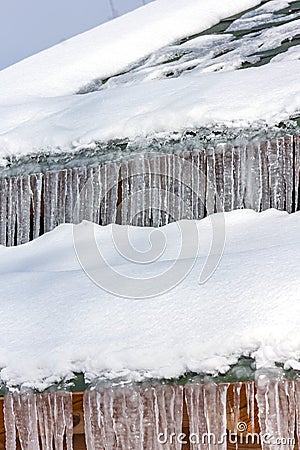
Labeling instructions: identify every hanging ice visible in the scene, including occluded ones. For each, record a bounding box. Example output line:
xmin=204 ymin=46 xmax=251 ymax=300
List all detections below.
xmin=184 ymin=382 xmax=229 ymax=450
xmin=4 ymin=391 xmax=73 ymax=450
xmin=256 ymin=378 xmax=296 ymax=450
xmin=83 ymin=383 xmax=183 ymax=450
xmin=0 ymin=135 xmax=299 ymax=246
xmin=3 ymin=379 xmax=300 ymax=449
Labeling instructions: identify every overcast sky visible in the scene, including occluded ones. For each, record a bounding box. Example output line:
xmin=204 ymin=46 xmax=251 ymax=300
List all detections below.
xmin=0 ymin=0 xmax=151 ymax=71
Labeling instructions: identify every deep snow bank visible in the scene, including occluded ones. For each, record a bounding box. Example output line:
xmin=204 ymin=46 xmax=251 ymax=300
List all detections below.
xmin=0 ymin=209 xmax=300 ymax=388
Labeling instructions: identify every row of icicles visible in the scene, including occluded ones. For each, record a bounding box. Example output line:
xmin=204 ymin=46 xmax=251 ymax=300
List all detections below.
xmin=0 ymin=135 xmax=299 ymax=246
xmin=3 ymin=379 xmax=300 ymax=449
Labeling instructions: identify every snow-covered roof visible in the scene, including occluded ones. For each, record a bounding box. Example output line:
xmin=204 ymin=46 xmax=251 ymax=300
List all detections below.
xmin=0 ymin=0 xmax=261 ymax=102
xmin=0 ymin=0 xmax=299 ymax=163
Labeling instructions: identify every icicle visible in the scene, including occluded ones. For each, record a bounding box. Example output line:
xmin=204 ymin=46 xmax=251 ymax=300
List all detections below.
xmin=82 ymin=167 xmax=94 ymax=223
xmin=232 ymin=145 xmax=242 ymax=210
xmin=72 ymin=165 xmax=94 ymax=225
xmin=258 ymin=141 xmax=270 ymax=211
xmin=223 ymin=144 xmax=234 ymax=212
xmin=168 ymin=155 xmax=180 ymax=222
xmin=112 ymin=387 xmax=131 ymax=448
xmin=181 ymin=153 xmax=193 ymax=220
xmin=293 ymin=135 xmax=300 ymax=211
xmin=64 ymin=169 xmax=73 ymax=224
xmin=294 ymin=380 xmax=300 ymax=449
xmin=6 ymin=177 xmax=17 ymax=247
xmin=203 ymin=383 xmax=228 ymax=450
xmin=139 ymin=156 xmax=147 ymax=226
xmin=100 ymin=163 xmax=119 ymax=225
xmin=50 ymin=392 xmax=73 ymax=450
xmin=16 ymin=177 xmax=25 ymax=245
xmin=84 ymin=387 xmax=113 ymax=449
xmin=214 ymin=146 xmax=224 ymax=210
xmin=198 ymin=150 xmax=206 ymax=220
xmin=244 ymin=381 xmax=257 ymax=434
xmin=30 ymin=173 xmax=43 ymax=239
xmin=91 ymin=165 xmax=102 ymax=225
xmin=185 ymin=383 xmax=204 ymax=450
xmin=206 ymin=148 xmax=216 ymax=215
xmin=154 ymin=385 xmax=183 ymax=450
xmin=284 ymin=380 xmax=296 ymax=450
xmin=129 ymin=157 xmax=145 ymax=227
xmin=245 ymin=381 xmax=255 ymax=431
xmin=226 ymin=383 xmax=242 ymax=450
xmin=142 ymin=386 xmax=158 ymax=450
xmin=78 ymin=166 xmax=88 ymax=223
xmin=83 ymin=389 xmax=104 ymax=450
xmin=232 ymin=382 xmax=242 ymax=433
xmin=44 ymin=171 xmax=59 ymax=233
xmin=167 ymin=154 xmax=176 ymax=223
xmin=143 ymin=156 xmax=152 ymax=227
xmin=185 ymin=383 xmax=228 ymax=450
xmin=268 ymin=140 xmax=283 ymax=208
xmin=59 ymin=392 xmax=73 ymax=450
xmin=4 ymin=394 xmax=17 ymax=450
xmin=84 ymin=384 xmax=183 ymax=450
xmin=150 ymin=156 xmax=162 ymax=226
xmin=83 ymin=390 xmax=93 ymax=449
xmin=0 ymin=177 xmax=8 ymax=246
xmin=256 ymin=378 xmax=295 ymax=450
xmin=276 ymin=138 xmax=286 ymax=210
xmin=120 ymin=160 xmax=130 ymax=226
xmin=57 ymin=170 xmax=67 ymax=225
xmin=245 ymin=143 xmax=261 ymax=212
xmin=190 ymin=152 xmax=199 ymax=220
xmin=71 ymin=168 xmax=80 ymax=225
xmin=159 ymin=155 xmax=168 ymax=226
xmin=112 ymin=386 xmax=144 ymax=449
xmin=37 ymin=393 xmax=53 ymax=450
xmin=107 ymin=162 xmax=120 ymax=225
xmin=13 ymin=392 xmax=39 ymax=450
xmin=4 ymin=391 xmax=73 ymax=450
xmin=283 ymin=136 xmax=293 ymax=213
xmin=100 ymin=163 xmax=109 ymax=225
xmin=20 ymin=176 xmax=32 ymax=244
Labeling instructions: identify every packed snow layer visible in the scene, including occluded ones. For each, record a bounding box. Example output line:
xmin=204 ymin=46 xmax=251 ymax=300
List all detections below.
xmin=0 ymin=58 xmax=299 ymax=159
xmin=0 ymin=0 xmax=260 ymax=103
xmin=0 ymin=209 xmax=300 ymax=388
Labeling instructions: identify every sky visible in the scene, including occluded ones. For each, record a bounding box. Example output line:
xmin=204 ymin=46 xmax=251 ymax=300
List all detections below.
xmin=0 ymin=0 xmax=151 ymax=71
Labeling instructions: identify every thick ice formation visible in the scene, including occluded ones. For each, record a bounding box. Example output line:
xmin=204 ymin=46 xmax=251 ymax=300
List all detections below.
xmin=1 ymin=136 xmax=299 ymax=246
xmin=5 ymin=380 xmax=300 ymax=449
xmin=0 ymin=209 xmax=300 ymax=388
xmin=84 ymin=384 xmax=183 ymax=450
xmin=4 ymin=392 xmax=73 ymax=450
